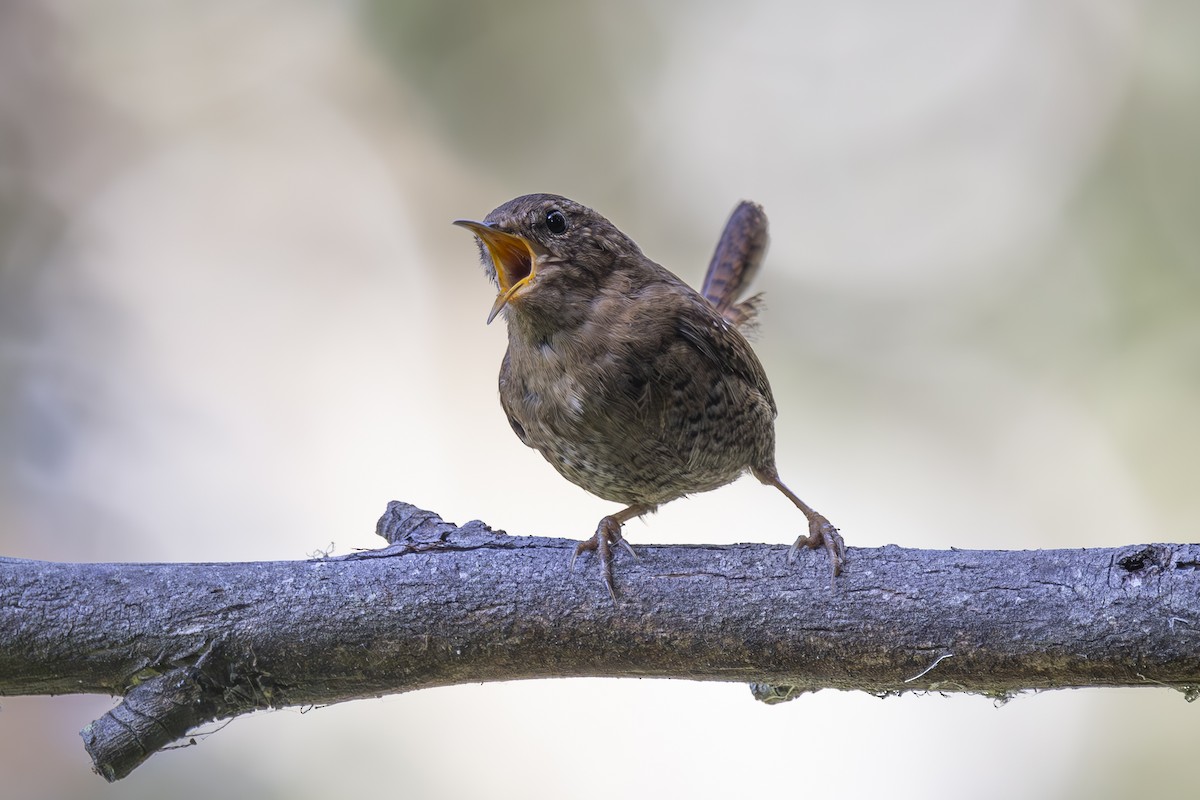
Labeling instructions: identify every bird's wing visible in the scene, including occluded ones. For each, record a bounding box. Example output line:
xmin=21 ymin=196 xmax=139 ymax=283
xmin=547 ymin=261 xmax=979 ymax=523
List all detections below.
xmin=674 ymin=295 xmax=776 ymax=415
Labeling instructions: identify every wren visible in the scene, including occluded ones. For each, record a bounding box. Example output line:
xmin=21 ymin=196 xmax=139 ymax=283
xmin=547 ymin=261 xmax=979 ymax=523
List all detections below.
xmin=455 ymin=194 xmax=844 ymax=599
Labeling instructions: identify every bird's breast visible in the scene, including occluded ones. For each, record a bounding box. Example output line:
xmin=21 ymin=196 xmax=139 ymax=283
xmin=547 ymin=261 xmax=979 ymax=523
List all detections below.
xmin=501 ymin=334 xmax=597 ymax=433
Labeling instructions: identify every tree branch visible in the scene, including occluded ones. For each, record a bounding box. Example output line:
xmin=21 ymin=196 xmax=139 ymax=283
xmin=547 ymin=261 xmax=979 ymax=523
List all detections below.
xmin=2 ymin=501 xmax=1198 ymax=781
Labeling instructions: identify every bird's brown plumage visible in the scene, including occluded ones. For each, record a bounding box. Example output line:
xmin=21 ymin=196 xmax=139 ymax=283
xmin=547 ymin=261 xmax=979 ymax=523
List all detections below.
xmin=456 ymin=194 xmax=843 ymax=598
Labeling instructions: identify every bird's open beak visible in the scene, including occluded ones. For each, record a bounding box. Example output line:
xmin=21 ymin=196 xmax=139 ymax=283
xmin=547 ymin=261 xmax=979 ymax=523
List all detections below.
xmin=453 ymin=220 xmax=540 ymax=324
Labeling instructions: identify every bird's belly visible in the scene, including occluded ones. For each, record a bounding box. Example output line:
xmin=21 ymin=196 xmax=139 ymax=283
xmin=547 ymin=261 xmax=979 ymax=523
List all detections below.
xmin=542 ymin=437 xmax=746 ymax=506
xmin=504 ymin=367 xmax=752 ymax=506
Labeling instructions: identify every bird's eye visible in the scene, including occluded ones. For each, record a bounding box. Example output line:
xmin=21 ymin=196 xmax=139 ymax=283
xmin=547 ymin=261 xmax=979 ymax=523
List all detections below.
xmin=545 ymin=209 xmax=568 ymax=235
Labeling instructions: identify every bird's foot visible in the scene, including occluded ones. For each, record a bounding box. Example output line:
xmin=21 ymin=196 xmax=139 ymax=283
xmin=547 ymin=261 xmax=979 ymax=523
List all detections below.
xmin=788 ymin=512 xmax=845 ymax=587
xmin=571 ymin=515 xmax=639 ymax=601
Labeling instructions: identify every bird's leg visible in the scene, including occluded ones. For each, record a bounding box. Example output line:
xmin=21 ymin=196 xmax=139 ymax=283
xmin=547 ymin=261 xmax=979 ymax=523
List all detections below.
xmin=752 ymin=466 xmax=845 ymax=585
xmin=571 ymin=503 xmax=656 ymax=600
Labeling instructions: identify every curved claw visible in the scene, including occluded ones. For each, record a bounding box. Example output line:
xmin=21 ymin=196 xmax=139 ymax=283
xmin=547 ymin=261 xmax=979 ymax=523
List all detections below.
xmin=571 ymin=515 xmax=639 ymax=601
xmin=788 ymin=513 xmax=845 ymax=587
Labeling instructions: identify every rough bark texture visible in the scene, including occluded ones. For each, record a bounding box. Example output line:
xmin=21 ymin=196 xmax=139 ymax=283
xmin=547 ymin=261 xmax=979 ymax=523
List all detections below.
xmin=2 ymin=501 xmax=1198 ymax=781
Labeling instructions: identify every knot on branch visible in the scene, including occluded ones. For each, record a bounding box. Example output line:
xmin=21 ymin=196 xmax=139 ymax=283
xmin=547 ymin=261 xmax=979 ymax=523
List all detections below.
xmin=370 ymin=500 xmax=522 ymax=554
xmin=748 ymin=682 xmax=816 ymax=705
xmin=1115 ymin=545 xmax=1174 ymax=576
xmin=375 ymin=501 xmax=459 ymax=545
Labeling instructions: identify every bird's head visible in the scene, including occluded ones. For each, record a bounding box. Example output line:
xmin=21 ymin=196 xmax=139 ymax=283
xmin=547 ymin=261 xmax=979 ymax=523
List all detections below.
xmin=454 ymin=194 xmax=644 ymax=325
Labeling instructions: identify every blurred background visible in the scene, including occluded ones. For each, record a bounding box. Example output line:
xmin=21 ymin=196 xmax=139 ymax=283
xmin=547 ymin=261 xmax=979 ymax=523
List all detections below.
xmin=2 ymin=0 xmax=1197 ymax=797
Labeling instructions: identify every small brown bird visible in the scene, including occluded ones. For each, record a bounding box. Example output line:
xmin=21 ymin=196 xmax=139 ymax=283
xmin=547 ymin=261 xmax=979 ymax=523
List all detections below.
xmin=455 ymin=194 xmax=844 ymax=598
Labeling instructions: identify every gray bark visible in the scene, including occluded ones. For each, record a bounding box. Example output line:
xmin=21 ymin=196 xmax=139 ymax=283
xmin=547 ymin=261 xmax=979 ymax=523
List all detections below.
xmin=2 ymin=501 xmax=1198 ymax=781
